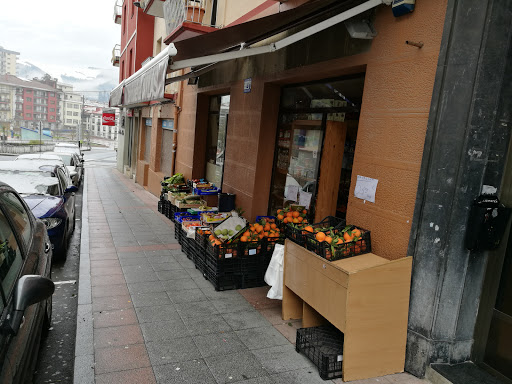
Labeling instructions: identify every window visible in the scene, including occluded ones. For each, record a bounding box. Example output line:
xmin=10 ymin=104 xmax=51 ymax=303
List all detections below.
xmin=49 ymin=93 xmax=54 ymax=97
xmin=123 ymin=5 xmax=127 ymax=34
xmin=26 ymin=113 xmax=31 ymax=118
xmin=66 ymin=119 xmax=72 ymax=123
xmin=56 ymin=169 xmax=68 ymax=191
xmin=67 ymin=111 xmax=72 ymax=116
xmin=0 ymin=211 xmax=23 ymax=309
xmin=26 ymin=105 xmax=32 ymax=110
xmin=50 ymin=108 xmax=55 ymax=112
xmin=49 ymin=116 xmax=54 ymax=120
xmin=73 ymin=119 xmax=78 ymax=124
xmin=129 ymin=49 xmax=133 ymax=77
xmin=2 ymin=192 xmax=32 ymax=249
xmin=26 ymin=97 xmax=31 ymax=102
xmin=50 ymin=100 xmax=55 ymax=105
xmin=205 ymin=95 xmax=230 ymax=187
xmin=73 ymin=112 xmax=79 ymax=116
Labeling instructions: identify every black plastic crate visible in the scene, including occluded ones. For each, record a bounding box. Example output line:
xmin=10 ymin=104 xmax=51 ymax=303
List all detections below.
xmin=306 ymin=226 xmax=371 ymax=261
xmin=296 ymin=325 xmax=344 ymax=380
xmin=203 ymin=265 xmax=239 ymax=291
xmin=238 ymin=241 xmax=266 ymax=288
xmin=158 ymin=200 xmax=163 ymax=213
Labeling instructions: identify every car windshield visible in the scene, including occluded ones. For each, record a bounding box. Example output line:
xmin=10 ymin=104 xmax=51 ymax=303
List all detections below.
xmin=0 ymin=171 xmax=60 ymax=196
xmin=56 ymin=154 xmax=72 ymax=166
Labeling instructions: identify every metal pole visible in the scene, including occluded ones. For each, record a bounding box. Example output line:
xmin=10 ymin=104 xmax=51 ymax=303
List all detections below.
xmin=39 ymin=121 xmax=42 ymax=153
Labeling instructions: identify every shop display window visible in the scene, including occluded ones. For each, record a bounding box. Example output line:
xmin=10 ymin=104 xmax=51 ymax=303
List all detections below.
xmin=269 ymin=75 xmax=365 ymax=219
xmin=205 ymin=95 xmax=230 ymax=187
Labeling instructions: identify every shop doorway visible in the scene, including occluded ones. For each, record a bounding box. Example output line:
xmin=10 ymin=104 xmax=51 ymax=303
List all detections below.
xmin=482 ymin=228 xmax=512 ymax=382
xmin=205 ymin=95 xmax=230 ymax=188
xmin=268 ymin=75 xmax=364 ymax=221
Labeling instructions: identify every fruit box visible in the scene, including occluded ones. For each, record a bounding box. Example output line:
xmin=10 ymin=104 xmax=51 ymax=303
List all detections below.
xmin=287 ymin=216 xmax=345 ymax=247
xmin=306 ymin=225 xmax=372 ymax=261
xmin=212 ymin=216 xmax=247 ymax=243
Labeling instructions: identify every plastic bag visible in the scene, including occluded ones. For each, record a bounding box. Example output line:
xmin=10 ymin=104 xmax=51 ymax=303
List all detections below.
xmin=264 ymin=244 xmax=284 ymax=300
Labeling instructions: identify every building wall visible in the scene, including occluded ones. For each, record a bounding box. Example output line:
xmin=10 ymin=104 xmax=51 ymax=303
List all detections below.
xmin=217 ymin=0 xmax=269 ymax=25
xmin=174 ymin=1 xmax=448 ymax=261
xmin=0 ymin=48 xmax=19 ymax=76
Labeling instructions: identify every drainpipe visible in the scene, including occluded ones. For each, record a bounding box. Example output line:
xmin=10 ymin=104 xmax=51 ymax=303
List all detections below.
xmin=171 ymin=70 xmax=184 ymax=175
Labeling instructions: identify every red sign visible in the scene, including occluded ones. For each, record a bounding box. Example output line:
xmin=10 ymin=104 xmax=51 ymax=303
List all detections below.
xmin=102 ymin=112 xmax=116 ymax=126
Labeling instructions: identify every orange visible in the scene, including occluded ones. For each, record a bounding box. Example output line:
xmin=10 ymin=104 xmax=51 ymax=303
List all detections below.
xmin=240 ymin=236 xmax=248 ymax=242
xmin=286 ymin=211 xmax=293 ymax=218
xmin=315 ymin=232 xmax=326 ymax=242
xmin=277 ymin=209 xmax=282 ymax=214
xmin=303 ymin=219 xmax=308 ymax=224
xmin=302 ymin=209 xmax=307 ymax=214
xmin=256 ymin=225 xmax=263 ymax=233
xmin=283 ymin=218 xmax=288 ymax=224
xmin=277 ymin=214 xmax=284 ymax=221
xmin=304 ymin=226 xmax=314 ymax=233
xmin=270 ymin=223 xmax=277 ymax=229
xmin=352 ymin=228 xmax=361 ymax=238
xmin=297 ymin=216 xmax=303 ymax=222
xmin=343 ymin=232 xmax=354 ymax=242
xmin=292 ymin=218 xmax=298 ymax=224
xmin=336 ymin=238 xmax=344 ymax=245
xmin=292 ymin=211 xmax=300 ymax=218
xmin=325 ymin=236 xmax=332 ymax=244
xmin=264 ymin=224 xmax=271 ymax=231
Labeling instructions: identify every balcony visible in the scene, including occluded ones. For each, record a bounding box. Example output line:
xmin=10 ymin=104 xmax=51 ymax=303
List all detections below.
xmin=113 ymin=0 xmax=122 ymax=24
xmin=112 ymin=44 xmax=121 ymax=67
xmin=163 ymin=0 xmax=220 ymax=44
xmin=140 ymin=0 xmax=166 ymax=17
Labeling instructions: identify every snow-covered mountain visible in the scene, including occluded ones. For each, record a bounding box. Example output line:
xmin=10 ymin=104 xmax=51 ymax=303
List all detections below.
xmin=17 ymin=61 xmax=118 ymax=103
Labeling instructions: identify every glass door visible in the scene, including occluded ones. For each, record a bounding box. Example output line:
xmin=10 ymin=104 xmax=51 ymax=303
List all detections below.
xmin=205 ymin=95 xmax=230 ymax=188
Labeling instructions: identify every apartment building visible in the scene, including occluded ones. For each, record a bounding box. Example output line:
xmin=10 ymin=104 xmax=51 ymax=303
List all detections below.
xmin=83 ymin=104 xmax=119 ymax=141
xmin=0 ymin=46 xmax=19 ymax=76
xmin=109 ymin=1 xmax=512 ymax=383
xmin=57 ymin=83 xmax=83 ymax=130
xmin=0 ymin=74 xmax=61 ymax=132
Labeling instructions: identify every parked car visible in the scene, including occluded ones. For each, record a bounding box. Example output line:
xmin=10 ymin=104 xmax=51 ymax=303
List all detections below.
xmin=14 ymin=153 xmax=77 ymax=187
xmin=54 ymin=143 xmax=82 ymax=158
xmin=43 ymin=151 xmax=83 ymax=186
xmin=0 ymin=181 xmax=54 ymax=384
xmin=0 ymin=161 xmax=77 ymax=259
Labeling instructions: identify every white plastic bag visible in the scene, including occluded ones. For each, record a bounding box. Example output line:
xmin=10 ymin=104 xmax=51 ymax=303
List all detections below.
xmin=264 ymin=244 xmax=284 ymax=300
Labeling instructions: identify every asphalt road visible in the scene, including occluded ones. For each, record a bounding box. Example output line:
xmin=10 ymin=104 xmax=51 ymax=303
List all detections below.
xmin=0 ymin=147 xmax=117 ymax=383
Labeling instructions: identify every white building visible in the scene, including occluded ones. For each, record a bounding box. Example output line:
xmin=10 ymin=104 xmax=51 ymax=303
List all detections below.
xmin=57 ymin=83 xmax=83 ymax=131
xmin=0 ymin=47 xmax=19 ymax=76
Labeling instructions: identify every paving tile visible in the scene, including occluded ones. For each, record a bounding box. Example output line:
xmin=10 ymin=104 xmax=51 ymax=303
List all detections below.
xmin=116 ymin=251 xmax=146 ymax=259
xmin=222 ymin=309 xmax=272 ymax=330
xmin=123 ymin=270 xmax=159 ymax=284
xmin=191 ymin=275 xmax=214 ymax=288
xmin=91 ymin=266 xmax=124 ymax=276
xmin=140 ymin=319 xmax=190 ymax=342
xmin=93 ymin=308 xmax=138 ymax=328
xmin=175 ymin=301 xmax=219 ymax=319
xmin=90 ymin=259 xmax=121 ymax=268
xmin=382 ymin=373 xmax=424 ymax=383
xmin=238 ymin=286 xmax=281 ymax=310
xmin=184 ymin=313 xmax=232 ymax=336
xmin=95 ymin=344 xmax=151 ymax=375
xmin=161 ymin=278 xmax=198 ymax=291
xmin=92 ymin=247 xmax=119 ymax=255
xmin=194 ymin=331 xmax=248 ymax=358
xmin=274 ymin=321 xmax=302 ymax=345
xmin=94 ymin=324 xmax=144 ymax=349
xmin=92 ymin=284 xmax=130 ymax=298
xmin=166 ymin=288 xmax=208 ymax=304
xmin=119 ymin=258 xmax=151 ymax=267
xmin=185 ymin=267 xmax=204 ymax=278
xmin=92 ymin=274 xmax=126 ymax=286
xmin=144 ymin=249 xmax=174 ymax=257
xmin=90 ymin=253 xmax=119 ymax=261
xmin=235 ymin=326 xmax=291 ymax=350
xmin=199 ymin=287 xmax=240 ymax=300
xmin=92 ymin=295 xmax=133 ymax=312
xmin=332 ymin=378 xmax=393 ymax=384
xmin=130 ymin=291 xmax=173 ymax=308
xmin=271 ymin=367 xmax=327 ymax=383
xmin=211 ymin=297 xmax=255 ymax=314
xmin=232 ymin=376 xmax=276 ymax=384
xmin=95 ymin=367 xmax=156 ymax=384
xmin=122 ymin=265 xmax=156 ymax=274
xmin=151 ymin=261 xmax=185 ymax=272
xmin=252 ymin=344 xmax=315 ymax=374
xmin=259 ymin=307 xmax=290 ymax=325
xmin=205 ymin=351 xmax=268 ymax=384
xmin=153 ymin=359 xmax=217 ymax=384
xmin=127 ymin=281 xmax=166 ymax=295
xmin=146 ymin=337 xmax=202 ymax=366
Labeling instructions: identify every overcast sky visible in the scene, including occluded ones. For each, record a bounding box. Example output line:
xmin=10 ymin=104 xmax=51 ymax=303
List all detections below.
xmin=1 ymin=1 xmax=120 ymax=78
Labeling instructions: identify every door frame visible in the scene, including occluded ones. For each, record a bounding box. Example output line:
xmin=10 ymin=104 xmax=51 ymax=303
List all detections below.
xmin=473 ymin=133 xmax=512 ymax=383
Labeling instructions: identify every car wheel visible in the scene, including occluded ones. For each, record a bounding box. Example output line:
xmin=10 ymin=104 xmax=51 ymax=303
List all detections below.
xmin=42 ymin=295 xmax=53 ymax=336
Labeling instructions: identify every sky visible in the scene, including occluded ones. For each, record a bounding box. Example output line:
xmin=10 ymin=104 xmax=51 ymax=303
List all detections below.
xmin=1 ymin=0 xmax=120 ymax=79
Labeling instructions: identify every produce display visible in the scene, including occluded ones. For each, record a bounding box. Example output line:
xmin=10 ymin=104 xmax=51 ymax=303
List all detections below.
xmin=240 ymin=217 xmax=282 ymax=242
xmin=276 ymin=206 xmax=309 ymax=225
xmin=211 ymin=215 xmax=247 ymax=242
xmin=164 ymin=173 xmax=185 ymax=185
xmin=306 ymin=225 xmax=371 ymax=261
xmin=201 ymin=211 xmax=231 ymax=224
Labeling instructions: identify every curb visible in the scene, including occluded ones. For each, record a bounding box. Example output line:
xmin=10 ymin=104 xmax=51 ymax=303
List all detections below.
xmin=73 ymin=172 xmax=95 ymax=384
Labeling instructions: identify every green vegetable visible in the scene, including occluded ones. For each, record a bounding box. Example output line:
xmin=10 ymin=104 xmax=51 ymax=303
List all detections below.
xmin=235 ymin=225 xmax=242 ymax=231
xmin=221 ymin=229 xmax=228 ymax=235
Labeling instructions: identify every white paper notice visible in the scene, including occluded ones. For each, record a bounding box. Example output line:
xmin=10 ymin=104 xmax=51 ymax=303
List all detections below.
xmin=285 ymin=185 xmax=299 ymax=202
xmin=299 ymin=190 xmax=312 ymax=209
xmin=354 ymin=175 xmax=378 ymax=203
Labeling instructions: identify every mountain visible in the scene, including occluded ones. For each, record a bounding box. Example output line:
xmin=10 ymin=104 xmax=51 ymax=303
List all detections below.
xmin=17 ymin=61 xmax=118 ymax=103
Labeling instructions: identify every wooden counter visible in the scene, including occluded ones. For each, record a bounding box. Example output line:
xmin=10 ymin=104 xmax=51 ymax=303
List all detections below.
xmin=282 ymin=240 xmax=412 ymax=382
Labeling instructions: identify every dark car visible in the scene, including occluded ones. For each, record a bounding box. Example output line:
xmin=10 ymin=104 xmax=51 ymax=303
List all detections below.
xmin=0 ymin=182 xmax=54 ymax=384
xmin=0 ymin=161 xmax=77 ymax=259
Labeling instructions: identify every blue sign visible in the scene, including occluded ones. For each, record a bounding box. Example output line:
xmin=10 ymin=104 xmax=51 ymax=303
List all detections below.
xmin=145 ymin=118 xmax=152 ymax=126
xmin=162 ymin=119 xmax=174 ymax=130
xmin=244 ymin=78 xmax=252 ymax=93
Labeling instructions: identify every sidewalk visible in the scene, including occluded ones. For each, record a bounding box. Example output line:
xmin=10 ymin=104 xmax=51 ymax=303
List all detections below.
xmin=74 ymin=167 xmax=428 ymax=384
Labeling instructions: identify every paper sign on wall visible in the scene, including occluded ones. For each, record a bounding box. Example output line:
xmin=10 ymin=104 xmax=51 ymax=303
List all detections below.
xmin=299 ymin=190 xmax=312 ymax=209
xmin=354 ymin=175 xmax=378 ymax=203
xmin=285 ymin=185 xmax=299 ymax=202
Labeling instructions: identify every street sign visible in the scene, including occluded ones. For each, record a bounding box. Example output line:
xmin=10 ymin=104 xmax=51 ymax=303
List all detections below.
xmin=102 ymin=111 xmax=116 ymax=126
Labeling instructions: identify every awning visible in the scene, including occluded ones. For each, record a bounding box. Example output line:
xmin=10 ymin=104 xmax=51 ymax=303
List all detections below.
xmin=109 ymin=81 xmax=124 ymax=107
xmin=110 ymin=0 xmax=385 ymax=107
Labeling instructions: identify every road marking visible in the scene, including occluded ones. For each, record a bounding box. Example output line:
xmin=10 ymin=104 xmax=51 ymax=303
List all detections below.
xmin=54 ymin=280 xmax=77 ymax=285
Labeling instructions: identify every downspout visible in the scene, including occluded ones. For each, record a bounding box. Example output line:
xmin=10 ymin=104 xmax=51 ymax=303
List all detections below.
xmin=171 ymin=69 xmax=184 ymax=175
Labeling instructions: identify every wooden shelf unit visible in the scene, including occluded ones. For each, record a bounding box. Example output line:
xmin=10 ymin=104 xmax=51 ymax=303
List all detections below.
xmin=282 ymin=240 xmax=412 ymax=382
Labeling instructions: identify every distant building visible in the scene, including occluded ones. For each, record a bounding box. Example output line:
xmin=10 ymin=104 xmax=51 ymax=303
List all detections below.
xmin=83 ymin=103 xmax=119 ymax=141
xmin=0 ymin=47 xmax=19 ymax=76
xmin=57 ymin=83 xmax=83 ymax=131
xmin=0 ymin=74 xmax=62 ymax=132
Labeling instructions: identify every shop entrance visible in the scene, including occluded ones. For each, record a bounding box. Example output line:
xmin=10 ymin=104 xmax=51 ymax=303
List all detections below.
xmin=268 ymin=75 xmax=364 ymax=221
xmin=483 ymin=228 xmax=512 ymax=382
xmin=205 ymin=95 xmax=230 ymax=188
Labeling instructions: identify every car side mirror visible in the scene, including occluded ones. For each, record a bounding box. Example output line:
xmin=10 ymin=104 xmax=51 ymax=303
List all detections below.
xmin=69 ymin=171 xmax=77 ymax=177
xmin=65 ymin=185 xmax=78 ymax=193
xmin=5 ymin=275 xmax=54 ymax=335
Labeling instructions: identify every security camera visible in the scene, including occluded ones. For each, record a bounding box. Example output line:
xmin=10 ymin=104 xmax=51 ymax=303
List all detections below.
xmin=133 ymin=1 xmax=141 ymax=8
